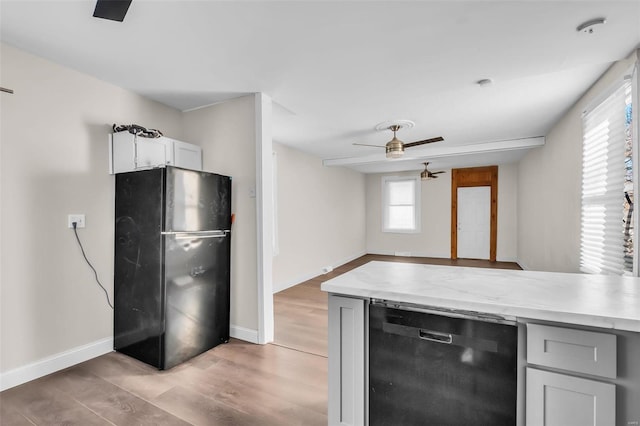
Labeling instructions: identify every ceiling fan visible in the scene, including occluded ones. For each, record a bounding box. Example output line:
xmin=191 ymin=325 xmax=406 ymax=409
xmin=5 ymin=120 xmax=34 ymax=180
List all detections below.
xmin=421 ymin=162 xmax=445 ymax=180
xmin=353 ymin=124 xmax=444 ymax=159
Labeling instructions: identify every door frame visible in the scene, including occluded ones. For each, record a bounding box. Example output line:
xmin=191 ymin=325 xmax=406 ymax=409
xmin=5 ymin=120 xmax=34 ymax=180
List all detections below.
xmin=451 ymin=166 xmax=498 ymax=261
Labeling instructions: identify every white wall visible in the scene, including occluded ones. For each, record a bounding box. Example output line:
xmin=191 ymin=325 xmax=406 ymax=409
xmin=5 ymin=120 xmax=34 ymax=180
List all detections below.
xmin=366 ymin=164 xmax=518 ymax=262
xmin=182 ymin=96 xmax=259 ymax=337
xmin=366 ymin=171 xmax=451 ymax=258
xmin=0 ymin=44 xmax=183 ymax=381
xmin=497 ymin=163 xmax=518 ymax=262
xmin=518 ymin=50 xmax=638 ymax=272
xmin=272 ymin=142 xmax=366 ymax=292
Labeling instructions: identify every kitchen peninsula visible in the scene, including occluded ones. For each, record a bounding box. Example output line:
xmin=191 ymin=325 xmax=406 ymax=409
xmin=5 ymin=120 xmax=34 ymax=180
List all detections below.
xmin=321 ymin=261 xmax=640 ymax=426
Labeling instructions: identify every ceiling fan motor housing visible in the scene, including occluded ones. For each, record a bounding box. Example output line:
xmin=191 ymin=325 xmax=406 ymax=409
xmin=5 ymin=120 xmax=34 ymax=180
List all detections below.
xmin=386 ymin=137 xmax=405 ymax=158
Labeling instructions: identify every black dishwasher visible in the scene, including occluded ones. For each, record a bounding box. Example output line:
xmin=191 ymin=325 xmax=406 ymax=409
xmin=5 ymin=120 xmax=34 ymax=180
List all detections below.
xmin=369 ymin=302 xmax=518 ymax=425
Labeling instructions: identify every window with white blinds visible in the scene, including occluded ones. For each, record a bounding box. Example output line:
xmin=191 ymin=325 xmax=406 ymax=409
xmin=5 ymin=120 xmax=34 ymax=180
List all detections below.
xmin=382 ymin=176 xmax=421 ymax=233
xmin=580 ymin=80 xmax=634 ymax=275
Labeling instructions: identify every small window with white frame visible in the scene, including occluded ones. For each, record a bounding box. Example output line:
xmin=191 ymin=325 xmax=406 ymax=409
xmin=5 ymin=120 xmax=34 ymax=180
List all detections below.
xmin=382 ymin=175 xmax=421 ymax=233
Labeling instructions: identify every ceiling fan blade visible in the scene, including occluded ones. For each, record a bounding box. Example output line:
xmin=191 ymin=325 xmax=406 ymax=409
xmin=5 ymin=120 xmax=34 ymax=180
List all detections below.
xmin=403 ymin=136 xmax=444 ymax=148
xmin=432 ymin=171 xmax=446 ymax=174
xmin=93 ymin=0 xmax=132 ymax=22
xmin=353 ymin=143 xmax=385 ymax=148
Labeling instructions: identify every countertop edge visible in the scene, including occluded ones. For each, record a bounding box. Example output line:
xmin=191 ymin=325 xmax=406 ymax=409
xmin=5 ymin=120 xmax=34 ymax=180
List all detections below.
xmin=321 ymin=282 xmax=640 ymax=333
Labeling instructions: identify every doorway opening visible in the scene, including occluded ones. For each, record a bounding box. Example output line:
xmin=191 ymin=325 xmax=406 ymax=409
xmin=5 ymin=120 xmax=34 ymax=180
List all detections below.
xmin=451 ymin=166 xmax=498 ymax=261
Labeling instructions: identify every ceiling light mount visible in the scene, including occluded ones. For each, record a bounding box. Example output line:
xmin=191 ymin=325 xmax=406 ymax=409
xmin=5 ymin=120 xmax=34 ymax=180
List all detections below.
xmin=375 ymin=119 xmax=415 ymax=132
xmin=576 ymin=18 xmax=606 ymax=34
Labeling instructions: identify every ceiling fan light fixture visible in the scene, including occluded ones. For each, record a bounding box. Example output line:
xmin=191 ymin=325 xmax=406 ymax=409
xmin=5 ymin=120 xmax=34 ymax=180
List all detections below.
xmin=386 ymin=148 xmax=404 ymax=159
xmin=354 ymin=121 xmax=443 ymax=159
xmin=421 ymin=162 xmax=445 ymax=181
xmin=386 ymin=137 xmax=404 ymax=158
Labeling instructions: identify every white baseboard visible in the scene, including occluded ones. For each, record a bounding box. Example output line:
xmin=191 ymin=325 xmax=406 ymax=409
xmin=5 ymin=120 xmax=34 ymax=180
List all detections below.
xmin=497 ymin=256 xmax=519 ymax=263
xmin=0 ymin=324 xmax=263 ymax=391
xmin=367 ymin=249 xmax=450 ymax=259
xmin=0 ymin=337 xmax=113 ymax=392
xmin=273 ymin=250 xmax=366 ymax=293
xmin=230 ymin=324 xmax=259 ymax=344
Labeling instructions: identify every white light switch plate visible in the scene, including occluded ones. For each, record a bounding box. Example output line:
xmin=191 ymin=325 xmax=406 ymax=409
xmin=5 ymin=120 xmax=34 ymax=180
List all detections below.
xmin=68 ymin=214 xmax=86 ymax=228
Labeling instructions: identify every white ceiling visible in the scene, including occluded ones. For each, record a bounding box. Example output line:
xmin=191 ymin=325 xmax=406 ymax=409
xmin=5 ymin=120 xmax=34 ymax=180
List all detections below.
xmin=2 ymin=1 xmax=639 ymax=173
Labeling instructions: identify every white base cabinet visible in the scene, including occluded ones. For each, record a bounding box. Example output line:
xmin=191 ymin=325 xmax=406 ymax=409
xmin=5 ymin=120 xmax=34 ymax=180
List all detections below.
xmin=325 ymin=295 xmax=640 ymax=426
xmin=328 ymin=295 xmax=366 ymax=426
xmin=524 ymin=323 xmax=624 ymax=426
xmin=526 ymin=368 xmax=616 ymax=426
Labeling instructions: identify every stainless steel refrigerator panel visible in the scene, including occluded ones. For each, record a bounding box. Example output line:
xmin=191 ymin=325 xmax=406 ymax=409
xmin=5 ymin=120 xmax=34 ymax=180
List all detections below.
xmin=164 ymin=167 xmax=231 ymax=232
xmin=114 ymin=169 xmax=165 ymax=368
xmin=163 ymin=232 xmax=231 ymax=369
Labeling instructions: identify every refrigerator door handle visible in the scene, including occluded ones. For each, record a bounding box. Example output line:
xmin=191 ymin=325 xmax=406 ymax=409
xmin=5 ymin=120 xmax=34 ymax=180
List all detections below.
xmin=162 ymin=230 xmax=230 ymax=239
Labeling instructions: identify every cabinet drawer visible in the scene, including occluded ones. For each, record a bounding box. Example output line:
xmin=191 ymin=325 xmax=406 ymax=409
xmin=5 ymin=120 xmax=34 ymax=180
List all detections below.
xmin=527 ymin=324 xmax=616 ymax=378
xmin=526 ymin=368 xmax=615 ymax=426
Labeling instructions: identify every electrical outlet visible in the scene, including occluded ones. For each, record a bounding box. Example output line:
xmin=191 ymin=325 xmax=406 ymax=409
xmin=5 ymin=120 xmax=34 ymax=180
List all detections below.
xmin=68 ymin=214 xmax=86 ymax=228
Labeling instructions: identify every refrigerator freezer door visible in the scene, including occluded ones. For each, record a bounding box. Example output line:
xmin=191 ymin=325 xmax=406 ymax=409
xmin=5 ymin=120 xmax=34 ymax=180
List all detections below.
xmin=163 ymin=232 xmax=231 ymax=369
xmin=165 ymin=167 xmax=231 ymax=232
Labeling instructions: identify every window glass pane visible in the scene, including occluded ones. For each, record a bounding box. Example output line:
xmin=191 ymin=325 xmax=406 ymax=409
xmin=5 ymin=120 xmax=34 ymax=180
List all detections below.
xmin=387 ymin=206 xmax=415 ymax=229
xmin=388 ymin=180 xmax=415 ymax=205
xmin=623 ymin=84 xmax=633 ymax=272
xmin=581 ymin=80 xmax=632 ymax=275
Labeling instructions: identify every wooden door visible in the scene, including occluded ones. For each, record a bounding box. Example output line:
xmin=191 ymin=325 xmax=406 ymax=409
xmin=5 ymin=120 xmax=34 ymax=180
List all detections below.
xmin=451 ymin=166 xmax=498 ymax=261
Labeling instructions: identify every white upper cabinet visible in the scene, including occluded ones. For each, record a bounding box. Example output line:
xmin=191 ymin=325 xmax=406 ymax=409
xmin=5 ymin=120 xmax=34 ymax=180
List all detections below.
xmin=109 ymin=132 xmax=202 ymax=174
xmin=170 ymin=138 xmax=203 ymax=171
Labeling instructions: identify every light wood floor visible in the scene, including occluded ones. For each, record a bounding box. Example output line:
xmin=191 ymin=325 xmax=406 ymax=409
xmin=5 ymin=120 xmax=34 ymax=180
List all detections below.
xmin=1 ymin=255 xmax=519 ymax=425
xmin=273 ymin=254 xmax=520 ymax=357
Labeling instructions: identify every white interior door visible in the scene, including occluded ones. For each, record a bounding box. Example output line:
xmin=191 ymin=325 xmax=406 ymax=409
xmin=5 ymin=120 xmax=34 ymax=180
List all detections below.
xmin=457 ymin=186 xmax=491 ymax=259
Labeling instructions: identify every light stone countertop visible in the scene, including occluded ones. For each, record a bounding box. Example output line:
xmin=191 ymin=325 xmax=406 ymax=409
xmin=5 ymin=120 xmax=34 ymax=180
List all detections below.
xmin=320 ymin=261 xmax=640 ymax=332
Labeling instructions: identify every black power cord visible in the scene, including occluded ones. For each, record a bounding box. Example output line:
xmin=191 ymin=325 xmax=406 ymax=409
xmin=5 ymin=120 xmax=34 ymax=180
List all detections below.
xmin=72 ymin=222 xmax=114 ymax=309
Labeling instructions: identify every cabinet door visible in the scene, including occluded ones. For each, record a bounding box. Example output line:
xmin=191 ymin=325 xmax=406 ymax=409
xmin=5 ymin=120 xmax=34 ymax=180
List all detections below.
xmin=328 ymin=295 xmax=365 ymax=426
xmin=526 ymin=368 xmax=615 ymax=426
xmin=135 ymin=137 xmax=167 ymax=169
xmin=527 ymin=323 xmax=616 ymax=379
xmin=173 ymin=139 xmax=202 ymax=171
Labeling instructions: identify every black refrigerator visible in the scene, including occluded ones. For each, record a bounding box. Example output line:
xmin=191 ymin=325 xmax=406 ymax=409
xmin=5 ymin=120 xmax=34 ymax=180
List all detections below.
xmin=114 ymin=166 xmax=231 ymax=370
